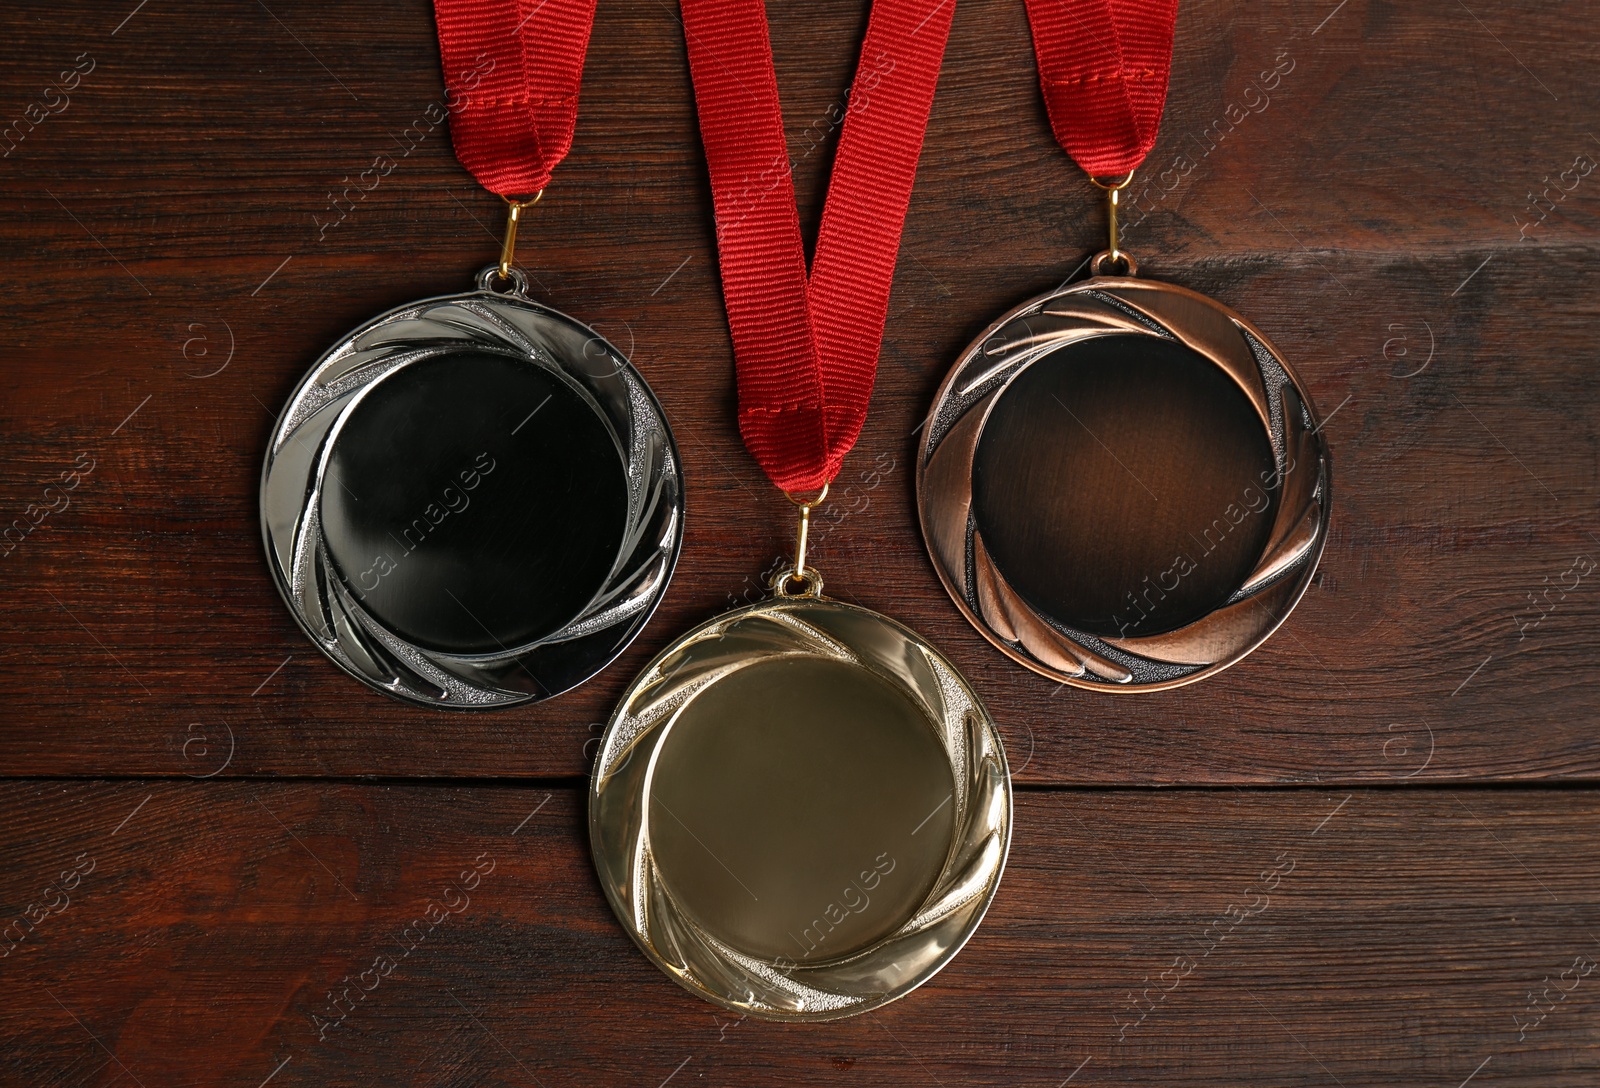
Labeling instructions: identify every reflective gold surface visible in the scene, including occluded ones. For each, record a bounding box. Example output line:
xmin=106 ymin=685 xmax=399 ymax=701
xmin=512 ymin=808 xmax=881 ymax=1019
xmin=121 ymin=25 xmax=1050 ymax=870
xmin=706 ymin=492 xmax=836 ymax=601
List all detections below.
xmin=648 ymin=656 xmax=955 ymax=964
xmin=590 ymin=595 xmax=1011 ymax=1021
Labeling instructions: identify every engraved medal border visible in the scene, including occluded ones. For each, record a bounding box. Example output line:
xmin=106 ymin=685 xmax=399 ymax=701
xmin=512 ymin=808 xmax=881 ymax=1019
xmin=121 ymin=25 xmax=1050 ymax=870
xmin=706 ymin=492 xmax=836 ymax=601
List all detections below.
xmin=918 ymin=275 xmax=1331 ymax=691
xmin=589 ymin=594 xmax=1012 ymax=1021
xmin=261 ymin=268 xmax=683 ymax=709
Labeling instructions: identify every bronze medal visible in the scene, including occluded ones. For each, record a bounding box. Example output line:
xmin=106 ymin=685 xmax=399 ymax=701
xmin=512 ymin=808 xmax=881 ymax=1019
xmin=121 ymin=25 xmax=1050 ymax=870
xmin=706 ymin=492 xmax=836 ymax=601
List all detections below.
xmin=918 ymin=256 xmax=1329 ymax=690
xmin=917 ymin=0 xmax=1330 ymax=690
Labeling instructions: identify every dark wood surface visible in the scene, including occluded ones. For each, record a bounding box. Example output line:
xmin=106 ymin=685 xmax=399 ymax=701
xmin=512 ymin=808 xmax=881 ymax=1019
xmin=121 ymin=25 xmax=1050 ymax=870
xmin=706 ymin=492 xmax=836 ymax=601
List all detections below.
xmin=2 ymin=0 xmax=1598 ymax=1081
xmin=5 ymin=783 xmax=1600 ymax=1086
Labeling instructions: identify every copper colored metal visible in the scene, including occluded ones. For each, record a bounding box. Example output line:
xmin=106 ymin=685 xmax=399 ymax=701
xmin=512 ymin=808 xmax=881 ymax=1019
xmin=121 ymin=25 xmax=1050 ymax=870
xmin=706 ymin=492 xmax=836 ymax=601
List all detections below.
xmin=916 ymin=271 xmax=1331 ymax=692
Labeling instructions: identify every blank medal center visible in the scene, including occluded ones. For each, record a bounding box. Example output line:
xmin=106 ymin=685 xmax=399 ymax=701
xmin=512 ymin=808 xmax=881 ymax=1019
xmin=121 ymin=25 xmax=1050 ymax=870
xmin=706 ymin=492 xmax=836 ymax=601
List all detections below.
xmin=319 ymin=352 xmax=628 ymax=655
xmin=648 ymin=657 xmax=955 ymax=964
xmin=972 ymin=333 xmax=1278 ymax=637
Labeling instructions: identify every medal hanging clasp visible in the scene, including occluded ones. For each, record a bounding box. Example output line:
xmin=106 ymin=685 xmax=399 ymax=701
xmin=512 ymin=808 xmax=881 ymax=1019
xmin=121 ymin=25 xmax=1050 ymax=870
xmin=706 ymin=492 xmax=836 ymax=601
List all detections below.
xmin=1088 ymin=172 xmax=1140 ymax=277
xmin=497 ymin=190 xmax=544 ymax=282
xmin=771 ymin=483 xmax=829 ymax=598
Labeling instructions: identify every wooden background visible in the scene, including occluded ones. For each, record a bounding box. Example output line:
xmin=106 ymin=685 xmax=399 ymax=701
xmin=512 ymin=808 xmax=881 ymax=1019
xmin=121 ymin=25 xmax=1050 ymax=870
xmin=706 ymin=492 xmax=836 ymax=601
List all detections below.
xmin=3 ymin=0 xmax=1598 ymax=1082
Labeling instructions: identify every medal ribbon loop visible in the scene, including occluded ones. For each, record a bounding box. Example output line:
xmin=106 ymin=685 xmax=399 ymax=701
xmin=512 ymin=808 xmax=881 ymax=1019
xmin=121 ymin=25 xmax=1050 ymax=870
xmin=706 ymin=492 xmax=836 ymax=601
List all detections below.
xmin=432 ymin=0 xmax=599 ymax=197
xmin=1023 ymin=0 xmax=1180 ymax=179
xmin=680 ymin=0 xmax=958 ymax=492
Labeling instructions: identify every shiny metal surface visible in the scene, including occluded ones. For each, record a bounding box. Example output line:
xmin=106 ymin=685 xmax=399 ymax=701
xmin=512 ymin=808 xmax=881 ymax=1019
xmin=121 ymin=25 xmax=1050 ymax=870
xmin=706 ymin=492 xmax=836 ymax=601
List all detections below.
xmin=918 ymin=275 xmax=1331 ymax=692
xmin=590 ymin=595 xmax=1012 ymax=1021
xmin=260 ymin=269 xmax=682 ymax=708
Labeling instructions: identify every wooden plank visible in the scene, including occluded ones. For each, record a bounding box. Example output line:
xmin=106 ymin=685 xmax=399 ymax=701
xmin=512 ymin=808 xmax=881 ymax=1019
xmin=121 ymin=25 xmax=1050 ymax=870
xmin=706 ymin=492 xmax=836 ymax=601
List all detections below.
xmin=2 ymin=782 xmax=1598 ymax=1085
xmin=1 ymin=0 xmax=1597 ymax=782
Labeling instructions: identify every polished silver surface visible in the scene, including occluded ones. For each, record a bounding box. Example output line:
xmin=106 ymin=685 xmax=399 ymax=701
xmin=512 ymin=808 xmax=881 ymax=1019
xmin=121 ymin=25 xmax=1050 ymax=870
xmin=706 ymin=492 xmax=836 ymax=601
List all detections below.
xmin=260 ymin=268 xmax=682 ymax=708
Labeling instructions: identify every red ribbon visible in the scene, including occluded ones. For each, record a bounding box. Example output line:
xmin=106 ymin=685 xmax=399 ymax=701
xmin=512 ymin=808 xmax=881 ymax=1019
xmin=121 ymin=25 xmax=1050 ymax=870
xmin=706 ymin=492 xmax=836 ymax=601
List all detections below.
xmin=1023 ymin=0 xmax=1180 ymax=178
xmin=680 ymin=0 xmax=957 ymax=492
xmin=432 ymin=0 xmax=598 ymax=195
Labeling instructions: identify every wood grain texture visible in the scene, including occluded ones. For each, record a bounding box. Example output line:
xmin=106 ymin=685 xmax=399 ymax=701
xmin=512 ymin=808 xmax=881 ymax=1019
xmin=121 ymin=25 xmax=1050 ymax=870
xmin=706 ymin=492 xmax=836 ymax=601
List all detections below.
xmin=3 ymin=782 xmax=1600 ymax=1086
xmin=6 ymin=3 xmax=1600 ymax=1080
xmin=0 ymin=0 xmax=1595 ymax=789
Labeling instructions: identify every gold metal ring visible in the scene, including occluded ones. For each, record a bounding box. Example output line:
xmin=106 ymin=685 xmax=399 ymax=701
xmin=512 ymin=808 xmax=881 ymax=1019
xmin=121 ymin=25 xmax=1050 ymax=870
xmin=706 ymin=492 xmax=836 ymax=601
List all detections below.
xmin=1086 ymin=172 xmax=1136 ymax=266
xmin=769 ymin=565 xmax=825 ymax=598
xmin=1087 ymin=171 xmax=1136 ymax=192
xmin=497 ymin=189 xmax=545 ymax=281
xmin=1089 ymin=248 xmax=1140 ymax=277
xmin=782 ymin=481 xmax=830 ymax=509
xmin=780 ymin=482 xmax=830 ymax=585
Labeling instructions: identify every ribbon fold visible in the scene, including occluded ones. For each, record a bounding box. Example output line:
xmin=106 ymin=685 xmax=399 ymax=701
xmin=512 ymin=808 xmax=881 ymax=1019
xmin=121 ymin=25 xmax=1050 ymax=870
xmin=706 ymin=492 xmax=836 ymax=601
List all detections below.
xmin=680 ymin=0 xmax=957 ymax=492
xmin=1023 ymin=0 xmax=1180 ymax=178
xmin=433 ymin=0 xmax=599 ymax=195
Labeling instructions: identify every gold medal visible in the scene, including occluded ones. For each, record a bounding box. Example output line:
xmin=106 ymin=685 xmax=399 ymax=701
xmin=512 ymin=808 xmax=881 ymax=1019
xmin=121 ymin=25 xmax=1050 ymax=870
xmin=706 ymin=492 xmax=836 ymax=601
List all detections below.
xmin=593 ymin=0 xmax=1009 ymax=1018
xmin=590 ymin=556 xmax=1010 ymax=1019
